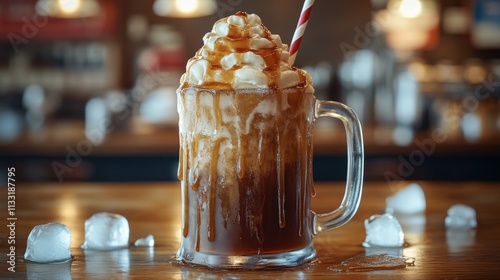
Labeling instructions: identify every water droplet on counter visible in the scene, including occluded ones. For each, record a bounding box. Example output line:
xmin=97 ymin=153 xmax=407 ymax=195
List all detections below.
xmin=327 ymin=254 xmax=415 ymax=273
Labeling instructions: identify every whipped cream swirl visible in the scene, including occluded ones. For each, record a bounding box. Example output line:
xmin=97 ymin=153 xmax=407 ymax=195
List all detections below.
xmin=180 ymin=12 xmax=312 ymax=90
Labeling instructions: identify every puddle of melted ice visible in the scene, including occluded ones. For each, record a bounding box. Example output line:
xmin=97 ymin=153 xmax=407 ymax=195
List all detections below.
xmin=327 ymin=254 xmax=416 ymax=273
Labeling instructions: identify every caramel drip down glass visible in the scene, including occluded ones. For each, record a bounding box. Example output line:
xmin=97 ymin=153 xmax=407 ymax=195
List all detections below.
xmin=176 ymin=87 xmax=364 ymax=269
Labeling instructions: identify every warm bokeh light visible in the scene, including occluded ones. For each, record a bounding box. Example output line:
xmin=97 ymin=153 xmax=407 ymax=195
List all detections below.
xmin=153 ymin=0 xmax=217 ymax=18
xmin=58 ymin=0 xmax=81 ymax=14
xmin=399 ymin=0 xmax=423 ymax=18
xmin=176 ymin=0 xmax=197 ymax=14
xmin=36 ymin=0 xmax=100 ymax=18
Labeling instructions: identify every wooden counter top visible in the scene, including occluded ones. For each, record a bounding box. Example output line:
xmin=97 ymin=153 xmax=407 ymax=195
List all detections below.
xmin=1 ymin=181 xmax=499 ymax=279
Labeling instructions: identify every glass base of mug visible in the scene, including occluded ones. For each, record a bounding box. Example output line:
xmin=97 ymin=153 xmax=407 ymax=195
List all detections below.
xmin=176 ymin=244 xmax=317 ymax=269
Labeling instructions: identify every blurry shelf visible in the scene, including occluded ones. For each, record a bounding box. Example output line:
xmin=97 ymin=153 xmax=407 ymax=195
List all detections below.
xmin=1 ymin=121 xmax=499 ymax=157
xmin=0 ymin=0 xmax=118 ymax=41
xmin=0 ymin=121 xmax=178 ymax=156
xmin=313 ymin=124 xmax=500 ymax=156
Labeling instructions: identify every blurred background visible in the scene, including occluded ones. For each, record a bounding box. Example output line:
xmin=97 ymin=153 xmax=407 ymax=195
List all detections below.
xmin=0 ymin=0 xmax=499 ymax=182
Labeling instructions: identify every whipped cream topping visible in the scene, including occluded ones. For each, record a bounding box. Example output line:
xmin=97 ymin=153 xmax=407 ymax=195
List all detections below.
xmin=180 ymin=12 xmax=312 ymax=90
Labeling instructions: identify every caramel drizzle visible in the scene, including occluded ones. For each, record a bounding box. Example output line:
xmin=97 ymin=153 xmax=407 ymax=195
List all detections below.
xmin=177 ymin=93 xmax=187 ymax=181
xmin=190 ymin=146 xmax=201 ymax=191
xmin=208 ymin=92 xmax=223 ymax=242
xmin=178 ymin=93 xmax=190 ymax=238
xmin=182 ymin=142 xmax=189 ymax=238
xmin=195 ymin=202 xmax=201 ymax=251
xmin=214 ymin=91 xmax=222 ymax=128
xmin=191 ymin=94 xmax=201 ymax=192
xmin=208 ymin=138 xmax=222 ymax=242
xmin=177 ymin=146 xmax=183 ymax=181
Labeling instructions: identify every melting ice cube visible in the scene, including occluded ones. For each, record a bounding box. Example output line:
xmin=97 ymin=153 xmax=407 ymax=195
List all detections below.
xmin=134 ymin=235 xmax=155 ymax=247
xmin=24 ymin=222 xmax=72 ymax=263
xmin=81 ymin=212 xmax=129 ymax=250
xmin=363 ymin=214 xmax=405 ymax=247
xmin=445 ymin=204 xmax=477 ymax=229
xmin=386 ymin=183 xmax=426 ymax=215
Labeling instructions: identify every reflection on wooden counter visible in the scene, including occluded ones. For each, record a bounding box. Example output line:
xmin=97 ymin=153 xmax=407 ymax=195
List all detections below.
xmin=1 ymin=181 xmax=499 ymax=279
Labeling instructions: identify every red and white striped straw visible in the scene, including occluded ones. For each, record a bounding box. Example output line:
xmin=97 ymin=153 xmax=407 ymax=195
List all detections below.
xmin=288 ymin=0 xmax=315 ymax=65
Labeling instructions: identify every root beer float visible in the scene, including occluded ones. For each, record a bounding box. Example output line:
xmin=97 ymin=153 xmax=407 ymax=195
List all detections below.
xmin=176 ymin=11 xmax=364 ymax=269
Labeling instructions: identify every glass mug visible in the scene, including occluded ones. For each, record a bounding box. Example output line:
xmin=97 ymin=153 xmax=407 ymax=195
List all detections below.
xmin=176 ymin=86 xmax=363 ymax=269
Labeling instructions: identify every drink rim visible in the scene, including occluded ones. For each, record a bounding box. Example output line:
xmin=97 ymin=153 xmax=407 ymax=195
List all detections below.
xmin=178 ymin=87 xmax=314 ymax=95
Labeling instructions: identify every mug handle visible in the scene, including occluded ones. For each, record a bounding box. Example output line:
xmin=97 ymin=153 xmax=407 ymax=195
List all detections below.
xmin=313 ymin=99 xmax=364 ymax=234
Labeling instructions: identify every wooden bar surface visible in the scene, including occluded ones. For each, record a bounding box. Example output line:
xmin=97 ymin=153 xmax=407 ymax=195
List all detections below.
xmin=1 ymin=181 xmax=500 ymax=279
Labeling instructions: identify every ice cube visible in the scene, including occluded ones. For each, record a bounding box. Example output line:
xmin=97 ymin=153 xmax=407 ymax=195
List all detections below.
xmin=363 ymin=214 xmax=405 ymax=247
xmin=386 ymin=183 xmax=426 ymax=215
xmin=81 ymin=212 xmax=129 ymax=250
xmin=445 ymin=204 xmax=477 ymax=229
xmin=24 ymin=222 xmax=72 ymax=263
xmin=134 ymin=234 xmax=155 ymax=247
